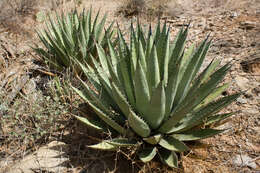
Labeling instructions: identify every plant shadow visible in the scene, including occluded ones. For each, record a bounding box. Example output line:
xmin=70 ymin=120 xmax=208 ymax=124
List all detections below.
xmin=56 ymin=120 xmax=141 ymax=173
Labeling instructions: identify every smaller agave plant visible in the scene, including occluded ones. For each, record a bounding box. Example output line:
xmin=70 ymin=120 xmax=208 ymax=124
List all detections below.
xmin=33 ymin=8 xmax=115 ymax=73
xmin=72 ymin=21 xmax=240 ymax=168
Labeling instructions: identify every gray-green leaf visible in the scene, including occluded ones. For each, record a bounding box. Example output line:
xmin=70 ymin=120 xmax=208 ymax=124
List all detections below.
xmin=139 ymin=147 xmax=157 ymax=163
xmin=159 ymin=136 xmax=190 ymax=152
xmin=171 ymin=128 xmax=225 ymax=141
xmin=159 ymin=149 xmax=178 ymax=168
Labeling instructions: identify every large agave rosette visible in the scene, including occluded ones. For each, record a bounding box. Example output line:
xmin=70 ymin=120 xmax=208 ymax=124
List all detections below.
xmin=72 ymin=21 xmax=240 ymax=168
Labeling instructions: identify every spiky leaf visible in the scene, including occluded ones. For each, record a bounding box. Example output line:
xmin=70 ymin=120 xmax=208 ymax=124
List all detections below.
xmin=134 ymin=60 xmax=150 ymax=118
xmin=159 ymin=149 xmax=178 ymax=168
xmin=171 ymin=129 xmax=225 ymax=141
xmin=128 ymin=109 xmax=151 ymax=138
xmin=88 ymin=141 xmax=118 ymax=150
xmin=146 ymin=82 xmax=166 ymax=129
xmin=205 ymin=112 xmax=234 ymax=126
xmin=143 ymin=134 xmax=162 ymax=144
xmin=169 ymin=93 xmax=240 ymax=133
xmin=34 ymin=9 xmax=114 ymax=75
xmin=139 ymin=147 xmax=157 ymax=162
xmin=74 ymin=115 xmax=106 ymax=131
xmin=72 ymin=87 xmax=127 ymax=135
xmin=106 ymin=138 xmax=138 ymax=147
xmin=159 ymin=136 xmax=190 ymax=152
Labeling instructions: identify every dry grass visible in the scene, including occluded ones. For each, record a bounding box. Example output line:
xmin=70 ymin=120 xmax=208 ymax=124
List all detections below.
xmin=0 ymin=0 xmax=38 ymax=35
xmin=116 ymin=0 xmax=170 ymax=18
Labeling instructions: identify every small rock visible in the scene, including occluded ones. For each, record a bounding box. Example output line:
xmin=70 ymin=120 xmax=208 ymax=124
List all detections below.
xmin=233 ymin=154 xmax=257 ymax=169
xmin=241 ymin=58 xmax=260 ymax=74
xmin=253 ymin=127 xmax=260 ymax=136
xmin=213 ymin=40 xmax=233 ymax=48
xmin=252 ymin=86 xmax=260 ymax=96
xmin=4 ymin=141 xmax=69 ymax=173
xmin=22 ymin=79 xmax=37 ymax=95
xmin=236 ymin=97 xmax=247 ymax=104
xmin=235 ymin=76 xmax=250 ymax=90
xmin=242 ymin=108 xmax=259 ymax=115
xmin=196 ymin=17 xmax=207 ymax=29
xmin=0 ymin=104 xmax=8 ymax=115
xmin=217 ymin=122 xmax=232 ymax=130
xmin=230 ymin=11 xmax=238 ymax=18
xmin=239 ymin=21 xmax=257 ymax=30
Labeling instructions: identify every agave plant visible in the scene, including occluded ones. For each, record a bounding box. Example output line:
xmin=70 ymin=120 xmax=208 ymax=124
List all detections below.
xmin=33 ymin=8 xmax=115 ymax=73
xmin=72 ymin=21 xmax=240 ymax=168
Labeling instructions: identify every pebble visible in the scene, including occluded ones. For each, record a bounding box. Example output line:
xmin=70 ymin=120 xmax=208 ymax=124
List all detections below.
xmin=239 ymin=21 xmax=257 ymax=30
xmin=242 ymin=108 xmax=259 ymax=115
xmin=233 ymin=154 xmax=257 ymax=169
xmin=236 ymin=97 xmax=247 ymax=104
xmin=22 ymin=79 xmax=36 ymax=95
xmin=3 ymin=141 xmax=69 ymax=173
xmin=230 ymin=11 xmax=238 ymax=18
xmin=235 ymin=76 xmax=250 ymax=91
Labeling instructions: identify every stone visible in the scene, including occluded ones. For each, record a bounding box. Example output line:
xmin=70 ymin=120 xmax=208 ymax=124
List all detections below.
xmin=239 ymin=21 xmax=257 ymax=30
xmin=235 ymin=76 xmax=250 ymax=91
xmin=236 ymin=97 xmax=247 ymax=104
xmin=230 ymin=11 xmax=238 ymax=18
xmin=0 ymin=104 xmax=8 ymax=115
xmin=242 ymin=108 xmax=260 ymax=115
xmin=195 ymin=17 xmax=207 ymax=30
xmin=233 ymin=154 xmax=257 ymax=169
xmin=4 ymin=141 xmax=69 ymax=173
xmin=216 ymin=122 xmax=232 ymax=130
xmin=241 ymin=58 xmax=260 ymax=74
xmin=22 ymin=79 xmax=36 ymax=95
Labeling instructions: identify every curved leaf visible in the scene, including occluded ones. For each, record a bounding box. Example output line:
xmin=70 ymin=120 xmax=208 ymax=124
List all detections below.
xmin=111 ymin=82 xmax=131 ymax=119
xmin=164 ymin=54 xmax=181 ymax=119
xmin=88 ymin=141 xmax=118 ymax=151
xmin=137 ymin=20 xmax=146 ymax=51
xmin=199 ymin=59 xmax=220 ymax=84
xmin=146 ymin=82 xmax=166 ymax=129
xmin=143 ymin=134 xmax=162 ymax=145
xmin=195 ymin=83 xmax=229 ymax=110
xmin=130 ymin=24 xmax=138 ymax=77
xmin=139 ymin=147 xmax=157 ymax=163
xmin=73 ymin=86 xmax=127 ymax=135
xmin=74 ymin=115 xmax=106 ymax=131
xmin=191 ymin=39 xmax=212 ymax=82
xmin=205 ymin=112 xmax=234 ymax=126
xmin=117 ymin=28 xmax=135 ymax=107
xmin=96 ymin=44 xmax=109 ymax=76
xmin=159 ymin=64 xmax=232 ymax=133
xmin=159 ymin=149 xmax=178 ymax=168
xmin=87 ymin=101 xmax=127 ymax=135
xmin=107 ymin=138 xmax=138 ymax=147
xmin=147 ymin=44 xmax=160 ymax=93
xmin=169 ymin=93 xmax=240 ymax=133
xmin=138 ymin=39 xmax=147 ymax=72
xmin=134 ymin=60 xmax=150 ymax=117
xmin=95 ymin=13 xmax=107 ymax=42
xmin=128 ymin=109 xmax=151 ymax=138
xmin=171 ymin=128 xmax=225 ymax=141
xmin=156 ymin=22 xmax=170 ymax=83
xmin=173 ymin=38 xmax=209 ymax=107
xmin=159 ymin=136 xmax=190 ymax=152
xmin=168 ymin=26 xmax=188 ymax=76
